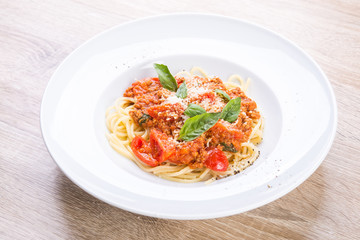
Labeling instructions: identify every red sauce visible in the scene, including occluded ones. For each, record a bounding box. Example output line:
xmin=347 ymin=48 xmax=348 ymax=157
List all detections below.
xmin=124 ymin=75 xmax=260 ymax=171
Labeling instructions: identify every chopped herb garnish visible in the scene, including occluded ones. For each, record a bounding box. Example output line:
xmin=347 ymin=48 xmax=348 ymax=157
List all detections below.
xmin=184 ymin=103 xmax=206 ymax=117
xmin=220 ymin=97 xmax=241 ymax=123
xmin=178 ymin=112 xmax=221 ymax=141
xmin=153 ymin=63 xmax=178 ymax=92
xmin=138 ymin=113 xmax=151 ymax=126
xmin=215 ymin=89 xmax=230 ymax=102
xmin=176 ymin=81 xmax=187 ymax=99
xmin=220 ymin=142 xmax=237 ymax=152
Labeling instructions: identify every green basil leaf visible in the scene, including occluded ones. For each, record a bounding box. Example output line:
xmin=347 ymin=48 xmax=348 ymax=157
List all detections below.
xmin=154 ymin=63 xmax=178 ymax=92
xmin=175 ymin=81 xmax=187 ymax=99
xmin=184 ymin=103 xmax=206 ymax=117
xmin=220 ymin=97 xmax=241 ymax=123
xmin=178 ymin=112 xmax=221 ymax=141
xmin=138 ymin=113 xmax=151 ymax=126
xmin=220 ymin=142 xmax=238 ymax=152
xmin=215 ymin=89 xmax=230 ymax=102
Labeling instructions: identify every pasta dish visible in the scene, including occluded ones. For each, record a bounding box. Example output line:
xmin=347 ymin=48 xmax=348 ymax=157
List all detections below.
xmin=106 ymin=64 xmax=263 ymax=183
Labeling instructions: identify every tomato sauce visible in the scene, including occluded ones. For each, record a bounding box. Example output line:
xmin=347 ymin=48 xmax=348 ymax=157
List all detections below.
xmin=124 ymin=75 xmax=260 ymax=171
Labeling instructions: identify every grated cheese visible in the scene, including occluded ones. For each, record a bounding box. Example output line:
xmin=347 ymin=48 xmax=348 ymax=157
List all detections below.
xmin=164 ymin=95 xmax=182 ymax=105
xmin=161 ymin=75 xmax=228 ymax=121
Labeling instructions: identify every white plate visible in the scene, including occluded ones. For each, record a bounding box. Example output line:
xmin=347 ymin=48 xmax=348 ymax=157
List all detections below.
xmin=41 ymin=13 xmax=337 ymax=219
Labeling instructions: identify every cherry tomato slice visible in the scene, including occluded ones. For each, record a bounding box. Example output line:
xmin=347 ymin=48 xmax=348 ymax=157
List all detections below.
xmin=131 ymin=136 xmax=158 ymax=167
xmin=150 ymin=129 xmax=176 ymax=164
xmin=204 ymin=148 xmax=229 ymax=172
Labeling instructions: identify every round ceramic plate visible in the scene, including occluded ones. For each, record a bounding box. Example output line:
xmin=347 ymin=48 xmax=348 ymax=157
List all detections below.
xmin=41 ymin=13 xmax=337 ymax=219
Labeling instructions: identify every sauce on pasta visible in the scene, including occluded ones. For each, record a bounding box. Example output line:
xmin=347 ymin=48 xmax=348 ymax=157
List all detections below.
xmin=106 ymin=65 xmax=263 ymax=183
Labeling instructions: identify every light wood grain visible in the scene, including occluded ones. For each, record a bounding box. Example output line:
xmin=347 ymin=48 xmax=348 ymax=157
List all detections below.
xmin=1 ymin=0 xmax=360 ymax=239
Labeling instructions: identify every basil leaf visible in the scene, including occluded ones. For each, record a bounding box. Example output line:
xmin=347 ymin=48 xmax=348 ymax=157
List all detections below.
xmin=220 ymin=142 xmax=238 ymax=152
xmin=138 ymin=113 xmax=151 ymax=126
xmin=175 ymin=81 xmax=187 ymax=99
xmin=184 ymin=103 xmax=206 ymax=117
xmin=215 ymin=89 xmax=230 ymax=102
xmin=154 ymin=63 xmax=178 ymax=92
xmin=178 ymin=112 xmax=221 ymax=141
xmin=220 ymin=97 xmax=241 ymax=123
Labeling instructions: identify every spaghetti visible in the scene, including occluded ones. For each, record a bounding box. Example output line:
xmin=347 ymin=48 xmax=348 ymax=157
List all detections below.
xmin=106 ymin=67 xmax=264 ymax=183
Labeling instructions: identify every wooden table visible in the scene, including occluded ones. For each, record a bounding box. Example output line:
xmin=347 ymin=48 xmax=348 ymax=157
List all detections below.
xmin=1 ymin=1 xmax=359 ymax=239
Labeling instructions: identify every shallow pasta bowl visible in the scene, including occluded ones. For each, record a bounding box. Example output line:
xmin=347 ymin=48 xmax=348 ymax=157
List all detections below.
xmin=41 ymin=13 xmax=337 ymax=219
